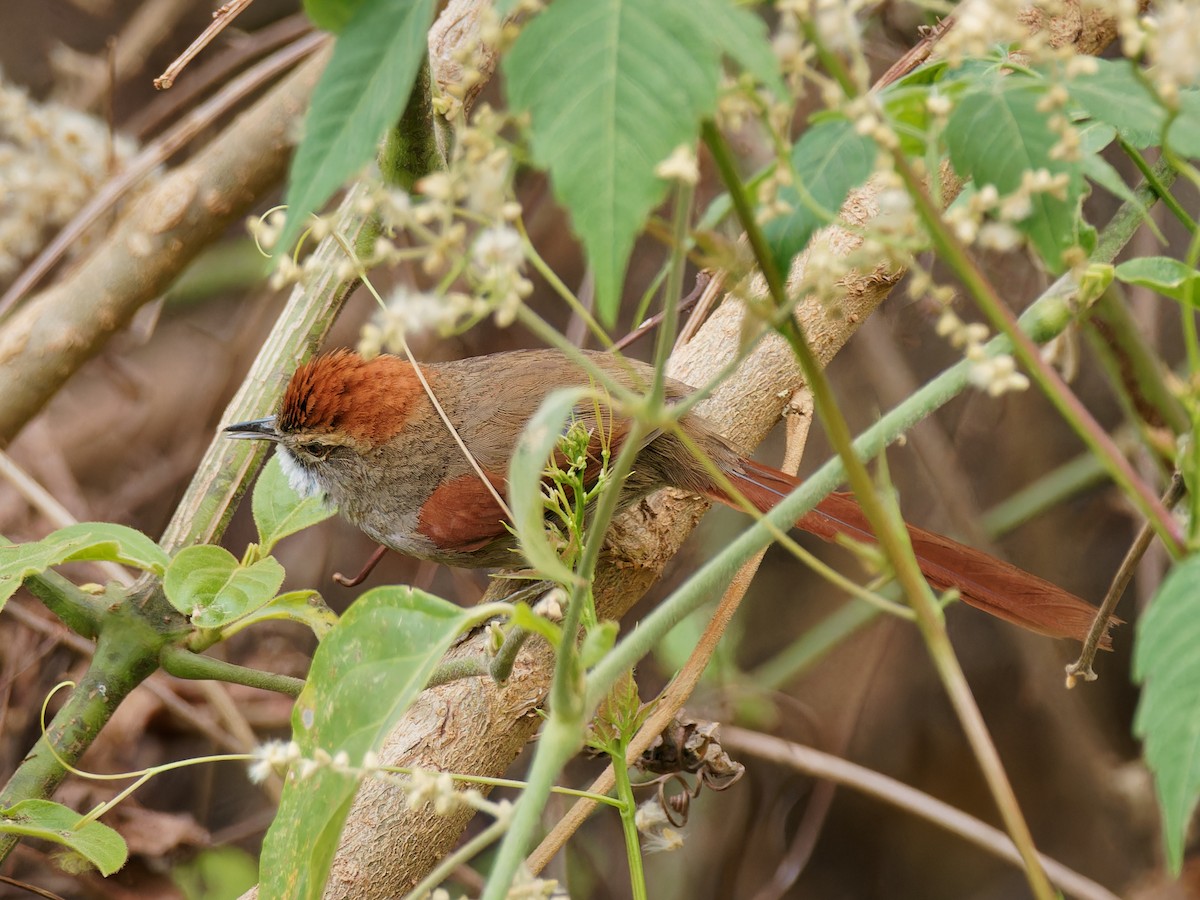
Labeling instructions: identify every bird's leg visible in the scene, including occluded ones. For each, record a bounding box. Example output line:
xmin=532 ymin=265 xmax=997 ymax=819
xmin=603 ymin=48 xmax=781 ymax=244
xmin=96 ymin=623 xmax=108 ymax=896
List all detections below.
xmin=332 ymin=544 xmax=389 ymax=587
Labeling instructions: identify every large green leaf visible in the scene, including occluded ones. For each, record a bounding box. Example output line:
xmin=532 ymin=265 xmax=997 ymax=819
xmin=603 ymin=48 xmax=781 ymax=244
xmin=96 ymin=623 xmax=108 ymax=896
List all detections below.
xmin=1166 ymin=91 xmax=1200 ymax=159
xmin=1134 ymin=553 xmax=1200 ymax=874
xmin=946 ymin=78 xmax=1083 ymax=273
xmin=0 ymin=524 xmax=169 ymax=611
xmin=277 ymin=0 xmax=437 ymax=255
xmin=1066 ymin=58 xmax=1165 ymax=147
xmin=504 ymin=0 xmax=773 ymax=325
xmin=0 ymin=799 xmax=127 ymax=875
xmin=253 ymin=455 xmax=336 ymax=555
xmin=303 ymin=0 xmax=369 ymax=32
xmin=258 ymin=586 xmax=470 ymax=900
xmin=763 ymin=117 xmax=877 ymax=278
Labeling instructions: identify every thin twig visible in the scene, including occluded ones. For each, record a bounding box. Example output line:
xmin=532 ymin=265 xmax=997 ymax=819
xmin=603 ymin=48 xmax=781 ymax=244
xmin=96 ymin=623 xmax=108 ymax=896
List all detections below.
xmin=1067 ymin=471 xmax=1187 ymax=685
xmin=0 ymin=448 xmax=132 ymax=587
xmin=611 ymin=271 xmax=713 ymax=354
xmin=722 ymin=727 xmax=1120 ymax=900
xmin=155 ymin=0 xmax=258 ymax=90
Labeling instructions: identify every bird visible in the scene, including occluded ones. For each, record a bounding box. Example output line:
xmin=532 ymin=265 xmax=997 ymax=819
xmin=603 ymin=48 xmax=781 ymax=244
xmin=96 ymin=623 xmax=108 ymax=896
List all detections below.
xmin=225 ymin=348 xmax=1112 ymax=646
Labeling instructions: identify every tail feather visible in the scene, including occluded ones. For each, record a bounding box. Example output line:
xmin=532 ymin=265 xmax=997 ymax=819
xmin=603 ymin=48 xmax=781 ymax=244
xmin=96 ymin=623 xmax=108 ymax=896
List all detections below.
xmin=707 ymin=457 xmax=1116 ymax=648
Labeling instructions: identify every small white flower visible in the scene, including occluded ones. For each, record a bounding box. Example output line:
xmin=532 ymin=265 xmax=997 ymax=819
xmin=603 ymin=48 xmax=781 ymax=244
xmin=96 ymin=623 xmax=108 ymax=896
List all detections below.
xmin=654 ymin=144 xmax=699 ymax=185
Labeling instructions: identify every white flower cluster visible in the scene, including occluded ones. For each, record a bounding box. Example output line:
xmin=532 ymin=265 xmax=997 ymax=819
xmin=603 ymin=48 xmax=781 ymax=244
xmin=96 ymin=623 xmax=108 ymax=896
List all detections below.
xmin=0 ymin=72 xmax=140 ymax=283
xmin=1143 ymin=1 xmax=1200 ymax=102
xmin=936 ymin=307 xmax=1030 ymax=396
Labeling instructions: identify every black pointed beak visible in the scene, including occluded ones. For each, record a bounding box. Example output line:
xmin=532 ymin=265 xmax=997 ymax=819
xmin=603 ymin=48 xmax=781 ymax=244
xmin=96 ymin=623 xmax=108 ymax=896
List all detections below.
xmin=224 ymin=416 xmax=281 ymax=441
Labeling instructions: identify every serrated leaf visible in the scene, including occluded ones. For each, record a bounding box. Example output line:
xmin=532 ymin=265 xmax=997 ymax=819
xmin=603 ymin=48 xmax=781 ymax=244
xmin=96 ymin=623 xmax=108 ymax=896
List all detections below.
xmin=1133 ymin=553 xmax=1200 ymax=874
xmin=1066 ymin=58 xmax=1165 ymax=147
xmin=0 ymin=800 xmax=127 ymax=875
xmin=224 ymin=590 xmax=339 ymax=641
xmin=1115 ymin=256 xmax=1200 ymax=306
xmin=259 ymin=586 xmax=469 ymax=899
xmin=508 ymin=387 xmax=591 ymax=587
xmin=946 ymin=79 xmax=1083 ymax=273
xmin=0 ymin=524 xmax=169 ymax=611
xmin=764 ymin=118 xmax=877 ymax=277
xmin=504 ymin=0 xmax=772 ymax=325
xmin=162 ymin=546 xmax=286 ymax=627
xmin=277 ymin=0 xmax=437 ymax=256
xmin=303 ymin=0 xmax=369 ymax=32
xmin=253 ymin=455 xmax=336 ymax=554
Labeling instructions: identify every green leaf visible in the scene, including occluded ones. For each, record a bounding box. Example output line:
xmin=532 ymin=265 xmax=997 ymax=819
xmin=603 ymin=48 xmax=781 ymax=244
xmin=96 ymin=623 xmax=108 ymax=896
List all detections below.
xmin=1115 ymin=256 xmax=1200 ymax=306
xmin=0 ymin=524 xmax=169 ymax=611
xmin=763 ymin=118 xmax=877 ymax=277
xmin=253 ymin=455 xmax=336 ymax=554
xmin=0 ymin=800 xmax=127 ymax=875
xmin=303 ymin=0 xmax=369 ymax=32
xmin=504 ymin=0 xmax=772 ymax=325
xmin=1166 ymin=91 xmax=1200 ymax=158
xmin=1133 ymin=553 xmax=1200 ymax=874
xmin=172 ymin=846 xmax=259 ymax=900
xmin=1066 ymin=58 xmax=1165 ymax=147
xmin=946 ymin=79 xmax=1083 ymax=273
xmin=223 ymin=590 xmax=339 ymax=641
xmin=163 ymin=546 xmax=286 ymax=627
xmin=259 ymin=586 xmax=469 ymax=899
xmin=277 ymin=0 xmax=438 ymax=255
xmin=507 ymin=387 xmax=591 ymax=587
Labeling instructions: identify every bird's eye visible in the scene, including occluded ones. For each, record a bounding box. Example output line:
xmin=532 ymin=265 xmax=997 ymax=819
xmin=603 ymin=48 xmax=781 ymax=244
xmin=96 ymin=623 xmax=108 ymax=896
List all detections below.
xmin=301 ymin=442 xmax=331 ymax=460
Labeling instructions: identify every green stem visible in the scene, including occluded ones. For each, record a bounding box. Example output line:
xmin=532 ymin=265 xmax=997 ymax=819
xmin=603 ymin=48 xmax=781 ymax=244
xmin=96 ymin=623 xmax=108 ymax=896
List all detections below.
xmin=611 ymin=744 xmax=648 ymax=900
xmin=891 ymin=150 xmax=1184 ymax=557
xmin=707 ymin=116 xmax=1058 ymax=899
xmin=1118 ymin=138 xmax=1197 ymax=233
xmin=0 ymin=620 xmax=161 ymax=859
xmin=159 ymin=645 xmax=304 ymax=696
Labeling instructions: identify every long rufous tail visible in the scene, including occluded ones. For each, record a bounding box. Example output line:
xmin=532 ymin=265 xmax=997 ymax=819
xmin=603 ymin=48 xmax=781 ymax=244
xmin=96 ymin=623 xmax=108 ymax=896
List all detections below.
xmin=707 ymin=457 xmax=1115 ymax=647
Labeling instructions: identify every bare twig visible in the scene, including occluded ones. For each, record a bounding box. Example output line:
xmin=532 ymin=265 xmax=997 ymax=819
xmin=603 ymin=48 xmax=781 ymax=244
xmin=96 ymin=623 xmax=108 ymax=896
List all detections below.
xmin=1066 ymin=471 xmax=1187 ymax=686
xmin=155 ymin=0 xmax=258 ymax=90
xmin=723 ymin=726 xmax=1120 ymax=900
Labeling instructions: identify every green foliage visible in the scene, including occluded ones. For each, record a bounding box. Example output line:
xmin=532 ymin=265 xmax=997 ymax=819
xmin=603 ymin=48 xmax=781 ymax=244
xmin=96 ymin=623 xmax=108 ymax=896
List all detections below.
xmin=763 ymin=117 xmax=878 ymax=277
xmin=259 ymin=586 xmax=470 ymax=900
xmin=0 ymin=523 xmax=169 ymax=611
xmin=946 ymin=76 xmax=1083 ymax=272
xmin=278 ymin=0 xmax=438 ymax=255
xmin=507 ymin=386 xmax=593 ymax=587
xmin=1133 ymin=553 xmax=1200 ymax=874
xmin=253 ymin=455 xmax=336 ymax=555
xmin=0 ymin=800 xmax=127 ymax=875
xmin=162 ymin=545 xmax=286 ymax=628
xmin=172 ymin=846 xmax=259 ymax=900
xmin=503 ymin=0 xmax=774 ymax=325
xmin=303 ymin=0 xmax=369 ymax=33
xmin=1115 ymin=257 xmax=1200 ymax=305
xmin=1066 ymin=58 xmax=1166 ymax=147
xmin=586 ymin=669 xmax=648 ymax=756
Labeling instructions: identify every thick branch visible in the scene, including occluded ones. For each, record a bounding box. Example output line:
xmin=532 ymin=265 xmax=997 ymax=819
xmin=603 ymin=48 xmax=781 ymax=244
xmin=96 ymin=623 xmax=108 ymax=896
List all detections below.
xmin=0 ymin=49 xmax=329 ymax=444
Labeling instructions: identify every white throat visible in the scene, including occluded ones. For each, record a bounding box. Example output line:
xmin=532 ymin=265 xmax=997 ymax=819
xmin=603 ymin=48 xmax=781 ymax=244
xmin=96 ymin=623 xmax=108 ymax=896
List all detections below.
xmin=275 ymin=447 xmax=324 ymax=500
